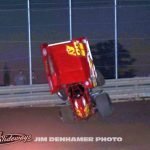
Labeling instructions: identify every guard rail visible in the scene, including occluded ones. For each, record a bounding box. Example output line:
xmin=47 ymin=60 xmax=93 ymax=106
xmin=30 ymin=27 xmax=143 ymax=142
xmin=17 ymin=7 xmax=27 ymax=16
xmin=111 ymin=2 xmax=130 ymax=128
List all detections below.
xmin=0 ymin=77 xmax=150 ymax=108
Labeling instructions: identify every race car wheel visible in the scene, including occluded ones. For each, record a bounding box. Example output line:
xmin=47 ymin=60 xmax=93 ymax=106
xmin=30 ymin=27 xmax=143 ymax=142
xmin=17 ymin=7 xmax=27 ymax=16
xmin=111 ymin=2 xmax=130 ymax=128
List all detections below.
xmin=57 ymin=89 xmax=67 ymax=101
xmin=95 ymin=92 xmax=113 ymax=117
xmin=96 ymin=69 xmax=105 ymax=86
xmin=59 ymin=106 xmax=74 ymax=123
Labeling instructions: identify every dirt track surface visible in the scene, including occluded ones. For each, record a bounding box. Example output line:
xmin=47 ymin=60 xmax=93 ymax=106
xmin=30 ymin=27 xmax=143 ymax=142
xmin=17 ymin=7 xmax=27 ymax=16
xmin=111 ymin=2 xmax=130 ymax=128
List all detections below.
xmin=0 ymin=100 xmax=150 ymax=150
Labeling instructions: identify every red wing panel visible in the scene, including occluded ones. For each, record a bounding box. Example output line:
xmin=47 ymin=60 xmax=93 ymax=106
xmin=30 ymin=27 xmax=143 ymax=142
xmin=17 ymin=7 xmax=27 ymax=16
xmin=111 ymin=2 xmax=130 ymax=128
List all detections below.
xmin=41 ymin=37 xmax=96 ymax=94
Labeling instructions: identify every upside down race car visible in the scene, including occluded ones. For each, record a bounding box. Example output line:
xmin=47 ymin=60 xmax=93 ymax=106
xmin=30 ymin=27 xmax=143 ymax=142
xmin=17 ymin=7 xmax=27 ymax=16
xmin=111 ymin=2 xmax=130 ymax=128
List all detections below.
xmin=41 ymin=37 xmax=113 ymax=122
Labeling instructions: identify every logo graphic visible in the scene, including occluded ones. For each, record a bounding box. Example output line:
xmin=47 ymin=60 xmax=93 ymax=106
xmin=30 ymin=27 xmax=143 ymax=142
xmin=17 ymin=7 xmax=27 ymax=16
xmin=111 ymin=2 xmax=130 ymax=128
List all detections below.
xmin=66 ymin=41 xmax=86 ymax=57
xmin=0 ymin=131 xmax=32 ymax=144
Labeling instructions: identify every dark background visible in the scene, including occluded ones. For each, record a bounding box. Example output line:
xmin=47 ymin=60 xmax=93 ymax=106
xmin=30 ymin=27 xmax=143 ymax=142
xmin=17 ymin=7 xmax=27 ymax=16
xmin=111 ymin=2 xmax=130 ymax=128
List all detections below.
xmin=0 ymin=0 xmax=150 ymax=85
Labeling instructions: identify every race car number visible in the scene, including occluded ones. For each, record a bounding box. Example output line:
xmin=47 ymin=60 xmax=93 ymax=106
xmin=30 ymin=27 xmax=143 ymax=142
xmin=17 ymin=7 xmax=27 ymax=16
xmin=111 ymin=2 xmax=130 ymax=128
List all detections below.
xmin=66 ymin=41 xmax=86 ymax=57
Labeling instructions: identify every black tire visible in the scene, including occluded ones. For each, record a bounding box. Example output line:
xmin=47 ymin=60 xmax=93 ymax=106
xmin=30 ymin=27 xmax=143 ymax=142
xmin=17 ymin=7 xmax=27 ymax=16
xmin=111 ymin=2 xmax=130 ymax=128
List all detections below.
xmin=95 ymin=92 xmax=113 ymax=117
xmin=57 ymin=89 xmax=67 ymax=101
xmin=59 ymin=106 xmax=74 ymax=123
xmin=96 ymin=69 xmax=105 ymax=86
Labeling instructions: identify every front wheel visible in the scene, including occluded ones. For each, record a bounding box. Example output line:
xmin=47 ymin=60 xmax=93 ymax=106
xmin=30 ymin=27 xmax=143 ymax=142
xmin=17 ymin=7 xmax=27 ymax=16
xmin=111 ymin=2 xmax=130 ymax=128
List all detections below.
xmin=94 ymin=92 xmax=113 ymax=117
xmin=57 ymin=89 xmax=67 ymax=101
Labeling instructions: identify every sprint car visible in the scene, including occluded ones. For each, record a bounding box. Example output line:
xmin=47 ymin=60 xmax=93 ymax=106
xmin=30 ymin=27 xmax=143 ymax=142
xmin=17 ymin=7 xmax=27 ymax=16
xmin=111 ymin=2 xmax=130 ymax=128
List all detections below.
xmin=41 ymin=37 xmax=113 ymax=122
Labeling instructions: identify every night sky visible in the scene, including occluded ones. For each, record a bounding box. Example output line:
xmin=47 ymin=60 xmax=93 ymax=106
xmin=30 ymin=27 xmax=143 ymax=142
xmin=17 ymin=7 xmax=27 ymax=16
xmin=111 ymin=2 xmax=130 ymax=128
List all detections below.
xmin=0 ymin=0 xmax=150 ymax=84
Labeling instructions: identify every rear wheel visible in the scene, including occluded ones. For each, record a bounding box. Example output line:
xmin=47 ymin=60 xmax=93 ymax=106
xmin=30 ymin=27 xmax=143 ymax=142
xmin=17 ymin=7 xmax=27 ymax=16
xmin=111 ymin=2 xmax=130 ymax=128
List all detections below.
xmin=59 ymin=105 xmax=74 ymax=123
xmin=95 ymin=92 xmax=113 ymax=117
xmin=96 ymin=69 xmax=105 ymax=86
